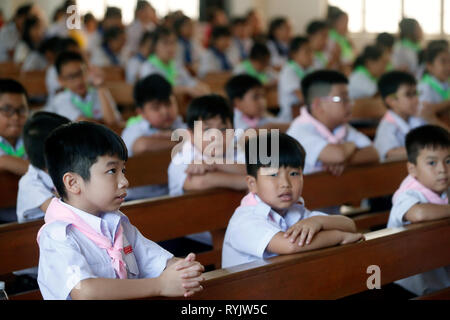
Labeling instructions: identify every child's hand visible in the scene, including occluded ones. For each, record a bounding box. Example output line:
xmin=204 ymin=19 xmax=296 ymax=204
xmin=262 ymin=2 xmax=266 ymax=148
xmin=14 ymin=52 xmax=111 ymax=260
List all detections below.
xmin=185 ymin=163 xmax=216 ymax=175
xmin=284 ymin=218 xmax=323 ymax=246
xmin=340 ymin=232 xmax=365 ymax=245
xmin=88 ymin=65 xmax=105 ymax=87
xmin=159 ymin=253 xmax=205 ymax=297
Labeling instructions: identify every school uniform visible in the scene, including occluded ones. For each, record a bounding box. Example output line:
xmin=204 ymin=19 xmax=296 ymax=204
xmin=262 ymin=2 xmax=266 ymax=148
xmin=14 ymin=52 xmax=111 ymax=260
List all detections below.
xmin=44 ymin=88 xmax=121 ymax=122
xmin=139 ymin=55 xmax=197 ymax=88
xmin=175 ymin=37 xmax=203 ymax=69
xmin=277 ymin=61 xmax=310 ymax=122
xmin=418 ymin=74 xmax=449 ymax=106
xmin=266 ymin=39 xmax=288 ymax=68
xmin=232 ymin=60 xmax=278 ymax=85
xmin=37 ymin=198 xmax=173 ymax=300
xmin=388 ymin=175 xmax=450 ymax=296
xmin=222 ymin=193 xmax=327 ymax=268
xmin=124 ymin=20 xmax=156 ymax=58
xmin=392 ymin=40 xmax=421 ymax=76
xmin=21 ymin=51 xmax=48 ymax=72
xmin=13 ymin=41 xmax=31 ymax=64
xmin=313 ymin=51 xmax=329 ymax=70
xmin=46 ymin=20 xmax=69 ymax=38
xmin=374 ymin=110 xmax=426 ymax=161
xmin=287 ymin=108 xmax=373 ymax=174
xmin=228 ymin=37 xmax=253 ymax=64
xmin=233 ymin=108 xmax=280 ymax=131
xmin=0 ymin=22 xmax=20 ymax=62
xmin=45 ymin=65 xmax=60 ymax=100
xmin=16 ymin=164 xmax=54 ymax=223
xmin=90 ymin=45 xmax=126 ymax=67
xmin=83 ymin=29 xmax=102 ymax=56
xmin=198 ymin=47 xmax=234 ymax=78
xmin=125 ymin=53 xmax=147 ymax=84
xmin=327 ymin=29 xmax=354 ymax=65
xmin=348 ymin=66 xmax=378 ymax=100
xmin=168 ymin=140 xmax=245 ymax=245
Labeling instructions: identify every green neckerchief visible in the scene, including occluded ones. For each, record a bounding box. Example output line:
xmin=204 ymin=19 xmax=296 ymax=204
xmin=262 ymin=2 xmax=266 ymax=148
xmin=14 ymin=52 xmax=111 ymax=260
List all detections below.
xmin=148 ymin=54 xmax=177 ymax=86
xmin=288 ymin=60 xmax=306 ymax=79
xmin=329 ymin=29 xmax=354 ymax=61
xmin=386 ymin=62 xmax=393 ymax=71
xmin=355 ymin=65 xmax=377 ymax=83
xmin=401 ymin=39 xmax=421 ymax=52
xmin=421 ymin=74 xmax=450 ymax=100
xmin=69 ymin=88 xmax=95 ymax=118
xmin=0 ymin=141 xmax=25 ymax=157
xmin=126 ymin=115 xmax=143 ymax=127
xmin=315 ymin=51 xmax=328 ymax=67
xmin=242 ymin=60 xmax=269 ymax=84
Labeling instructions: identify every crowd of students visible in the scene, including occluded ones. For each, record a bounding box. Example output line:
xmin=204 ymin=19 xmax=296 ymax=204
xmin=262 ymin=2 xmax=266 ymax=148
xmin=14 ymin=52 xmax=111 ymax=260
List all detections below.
xmin=0 ymin=0 xmax=449 ymax=300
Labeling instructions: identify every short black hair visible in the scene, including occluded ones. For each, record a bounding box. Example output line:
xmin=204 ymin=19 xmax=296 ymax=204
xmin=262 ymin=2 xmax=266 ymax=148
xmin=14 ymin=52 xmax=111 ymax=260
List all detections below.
xmin=173 ymin=15 xmax=191 ymax=36
xmin=186 ymin=94 xmax=233 ymax=130
xmin=289 ymin=36 xmax=309 ymax=58
xmin=139 ymin=31 xmax=153 ymax=47
xmin=104 ymin=6 xmax=122 ymax=20
xmin=83 ymin=13 xmax=96 ymax=24
xmin=245 ymin=132 xmax=306 ymax=177
xmin=425 ymin=44 xmax=448 ymax=64
xmin=405 ymin=125 xmax=450 ymax=164
xmin=225 ymin=74 xmax=262 ymax=103
xmin=301 ymin=70 xmax=348 ymax=108
xmin=0 ymin=78 xmax=28 ymax=100
xmin=268 ymin=17 xmax=287 ymax=40
xmin=38 ymin=36 xmax=61 ymax=55
xmin=210 ymin=26 xmax=231 ymax=44
xmin=45 ymin=121 xmax=128 ymax=199
xmin=15 ymin=4 xmax=32 ymax=19
xmin=249 ymin=42 xmax=270 ymax=61
xmin=306 ymin=20 xmax=327 ymax=36
xmin=22 ymin=15 xmax=41 ymax=50
xmin=23 ymin=112 xmax=70 ymax=170
xmin=378 ymin=71 xmax=416 ymax=104
xmin=103 ymin=26 xmax=124 ymax=45
xmin=327 ymin=6 xmax=346 ymax=27
xmin=150 ymin=26 xmax=175 ymax=53
xmin=353 ymin=44 xmax=384 ymax=69
xmin=399 ymin=18 xmax=419 ymax=41
xmin=376 ymin=32 xmax=395 ymax=50
xmin=133 ymin=74 xmax=172 ymax=108
xmin=231 ymin=17 xmax=247 ymax=26
xmin=55 ymin=51 xmax=85 ymax=75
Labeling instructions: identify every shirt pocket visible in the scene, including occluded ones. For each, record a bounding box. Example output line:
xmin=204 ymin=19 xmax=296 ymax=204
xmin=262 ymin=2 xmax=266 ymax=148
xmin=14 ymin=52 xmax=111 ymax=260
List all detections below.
xmin=123 ymin=252 xmax=139 ymax=278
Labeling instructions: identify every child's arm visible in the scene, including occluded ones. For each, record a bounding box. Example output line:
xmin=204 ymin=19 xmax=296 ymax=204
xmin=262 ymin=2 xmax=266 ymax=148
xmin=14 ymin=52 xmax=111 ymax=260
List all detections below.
xmin=385 ymin=147 xmax=407 ymax=161
xmin=97 ymin=87 xmax=120 ymax=126
xmin=267 ymin=229 xmax=363 ymax=255
xmin=318 ymin=142 xmax=357 ymax=164
xmin=404 ymin=203 xmax=450 ymax=223
xmin=347 ymin=146 xmax=379 ymax=165
xmin=0 ymin=155 xmax=29 ymax=175
xmin=183 ymin=171 xmax=247 ymax=192
xmin=70 ymin=253 xmax=204 ymax=300
xmin=420 ymin=100 xmax=450 ymax=129
xmin=132 ymin=136 xmax=177 ymax=155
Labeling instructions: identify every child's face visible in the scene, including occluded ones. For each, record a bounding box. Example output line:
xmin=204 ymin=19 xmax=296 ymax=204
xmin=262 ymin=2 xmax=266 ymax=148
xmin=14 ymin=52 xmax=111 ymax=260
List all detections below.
xmin=366 ymin=50 xmax=390 ymax=78
xmin=274 ymin=22 xmax=291 ymax=43
xmin=138 ymin=96 xmax=178 ymax=130
xmin=310 ymin=29 xmax=328 ymax=51
xmin=0 ymin=93 xmax=28 ymax=142
xmin=77 ymin=155 xmax=129 ymax=214
xmin=235 ymin=87 xmax=266 ymax=119
xmin=408 ymin=147 xmax=450 ymax=194
xmin=139 ymin=39 xmax=152 ymax=57
xmin=314 ymin=84 xmax=352 ymax=128
xmin=59 ymin=61 xmax=88 ymax=97
xmin=180 ymin=20 xmax=193 ymax=38
xmin=247 ymin=166 xmax=303 ymax=215
xmin=191 ymin=115 xmax=232 ymax=158
xmin=108 ymin=32 xmax=126 ymax=53
xmin=155 ymin=34 xmax=177 ymax=62
xmin=213 ymin=36 xmax=232 ymax=52
xmin=427 ymin=50 xmax=450 ymax=82
xmin=388 ymin=84 xmax=419 ymax=118
xmin=292 ymin=43 xmax=314 ymax=68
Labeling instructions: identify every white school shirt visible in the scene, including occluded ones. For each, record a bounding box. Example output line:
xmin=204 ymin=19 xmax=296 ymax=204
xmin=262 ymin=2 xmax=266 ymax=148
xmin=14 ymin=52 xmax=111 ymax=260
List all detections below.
xmin=287 ymin=118 xmax=373 ymax=174
xmin=124 ymin=20 xmax=156 ymax=58
xmin=266 ymin=40 xmax=288 ymax=68
xmin=45 ymin=65 xmax=60 ymax=100
xmin=418 ymin=75 xmax=449 ymax=105
xmin=388 ymin=187 xmax=450 ymax=296
xmin=0 ymin=22 xmax=20 ymax=62
xmin=233 ymin=108 xmax=281 ymax=131
xmin=374 ymin=111 xmax=426 ymax=161
xmin=139 ymin=59 xmax=197 ymax=88
xmin=227 ymin=37 xmax=253 ymax=64
xmin=222 ymin=194 xmax=327 ymax=268
xmin=13 ymin=41 xmax=31 ymax=64
xmin=348 ymin=70 xmax=378 ymax=100
xmin=16 ymin=164 xmax=54 ymax=223
xmin=277 ymin=62 xmax=309 ymax=122
xmin=392 ymin=41 xmax=419 ymax=76
xmin=0 ymin=136 xmax=24 ymax=157
xmin=37 ymin=199 xmax=174 ymax=300
xmin=83 ymin=29 xmax=102 ymax=56
xmin=125 ymin=54 xmax=147 ymax=84
xmin=197 ymin=48 xmax=234 ymax=78
xmin=175 ymin=38 xmax=203 ymax=68
xmin=21 ymin=51 xmax=47 ymax=72
xmin=44 ymin=88 xmax=120 ymax=122
xmin=90 ymin=46 xmax=126 ymax=68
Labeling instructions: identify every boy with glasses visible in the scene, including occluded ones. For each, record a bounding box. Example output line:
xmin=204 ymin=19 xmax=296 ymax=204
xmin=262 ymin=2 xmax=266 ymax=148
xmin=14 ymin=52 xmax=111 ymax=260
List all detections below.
xmin=287 ymin=70 xmax=378 ymax=175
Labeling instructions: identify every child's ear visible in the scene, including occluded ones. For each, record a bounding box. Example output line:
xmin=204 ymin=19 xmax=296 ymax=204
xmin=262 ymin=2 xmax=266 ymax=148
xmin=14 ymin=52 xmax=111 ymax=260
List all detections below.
xmin=407 ymin=162 xmax=418 ymax=178
xmin=62 ymin=172 xmax=82 ymax=196
xmin=246 ymin=175 xmax=257 ymax=193
xmin=385 ymin=95 xmax=396 ymax=109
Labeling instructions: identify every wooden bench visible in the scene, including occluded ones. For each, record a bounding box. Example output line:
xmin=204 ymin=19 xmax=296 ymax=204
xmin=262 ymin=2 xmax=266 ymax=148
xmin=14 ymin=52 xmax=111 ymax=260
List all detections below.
xmin=0 ymin=171 xmax=21 ymax=209
xmin=174 ymin=218 xmax=450 ymax=300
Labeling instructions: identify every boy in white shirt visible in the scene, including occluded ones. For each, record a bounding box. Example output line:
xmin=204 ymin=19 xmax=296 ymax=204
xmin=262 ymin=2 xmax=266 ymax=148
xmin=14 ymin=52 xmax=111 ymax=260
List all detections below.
xmin=222 ymin=132 xmax=363 ymax=268
xmin=90 ymin=26 xmax=126 ymax=68
xmin=388 ymin=125 xmax=450 ymax=296
xmin=126 ymin=31 xmax=152 ymax=84
xmin=374 ymin=71 xmax=426 ymax=161
xmin=37 ymin=121 xmax=204 ymax=300
xmin=287 ymin=70 xmax=378 ymax=175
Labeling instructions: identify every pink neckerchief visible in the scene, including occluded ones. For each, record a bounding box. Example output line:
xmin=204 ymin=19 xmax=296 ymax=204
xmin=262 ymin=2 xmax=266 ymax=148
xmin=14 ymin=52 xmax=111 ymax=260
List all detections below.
xmin=382 ymin=110 xmax=412 ymax=135
xmin=294 ymin=108 xmax=347 ymax=143
xmin=393 ymin=175 xmax=448 ymax=205
xmin=37 ymin=198 xmax=127 ymax=279
xmin=236 ymin=109 xmax=260 ymax=128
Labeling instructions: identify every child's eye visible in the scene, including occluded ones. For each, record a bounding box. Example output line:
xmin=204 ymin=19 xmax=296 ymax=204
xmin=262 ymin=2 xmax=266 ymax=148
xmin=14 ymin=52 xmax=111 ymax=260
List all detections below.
xmin=107 ymin=168 xmax=116 ymax=174
xmin=122 ymin=168 xmax=127 ymax=174
xmin=270 ymin=173 xmax=278 ymax=177
xmin=290 ymin=171 xmax=300 ymax=176
xmin=428 ymin=161 xmax=436 ymax=166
